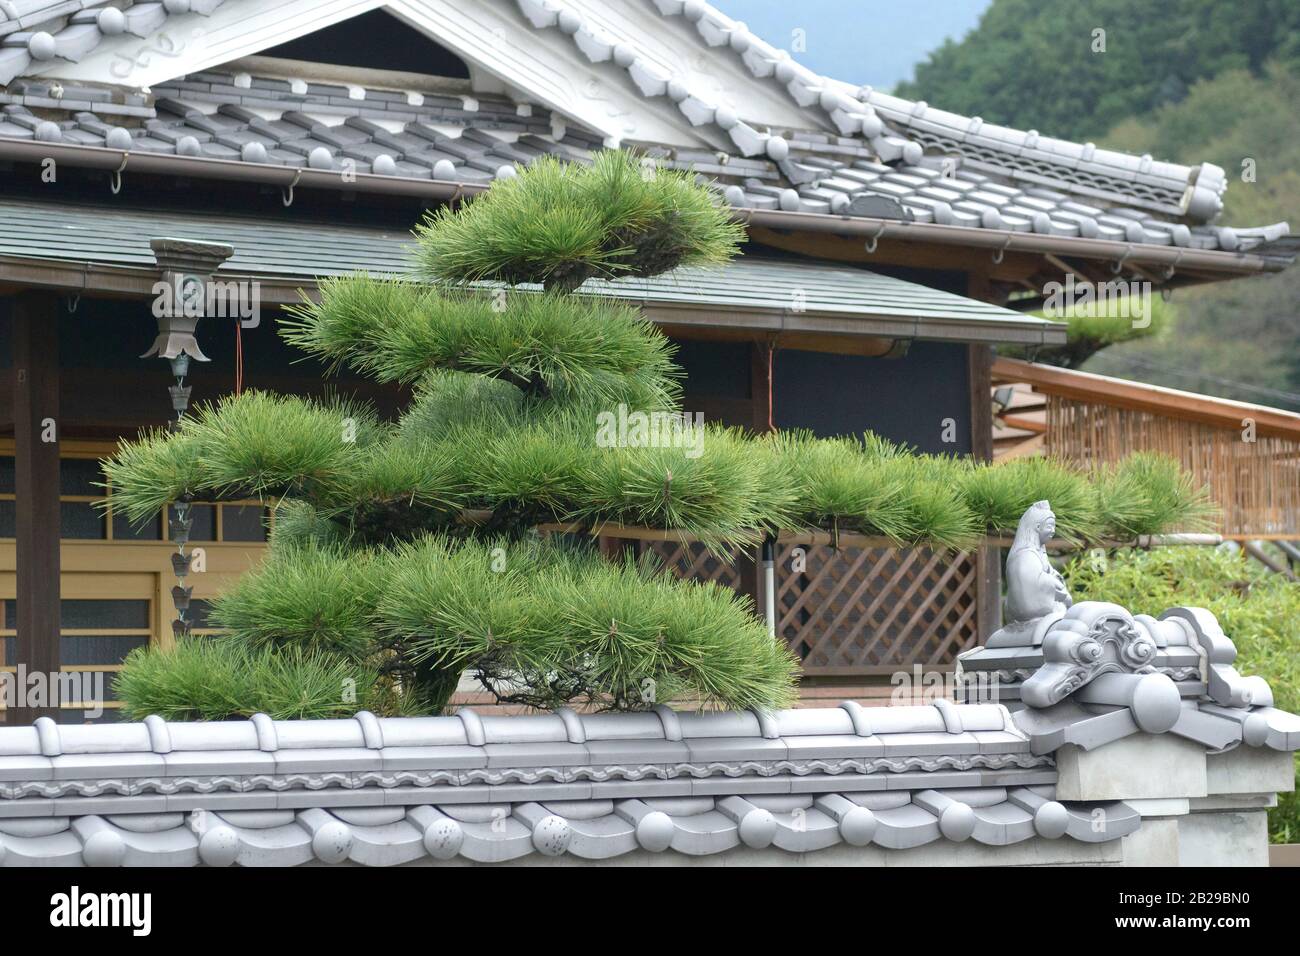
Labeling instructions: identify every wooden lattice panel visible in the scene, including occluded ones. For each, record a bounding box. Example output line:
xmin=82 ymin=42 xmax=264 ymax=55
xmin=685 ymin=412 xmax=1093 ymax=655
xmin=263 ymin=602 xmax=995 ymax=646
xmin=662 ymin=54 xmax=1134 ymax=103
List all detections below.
xmin=774 ymin=544 xmax=979 ymax=673
xmin=644 ymin=540 xmax=980 ymax=675
xmin=645 ymin=540 xmax=746 ymax=591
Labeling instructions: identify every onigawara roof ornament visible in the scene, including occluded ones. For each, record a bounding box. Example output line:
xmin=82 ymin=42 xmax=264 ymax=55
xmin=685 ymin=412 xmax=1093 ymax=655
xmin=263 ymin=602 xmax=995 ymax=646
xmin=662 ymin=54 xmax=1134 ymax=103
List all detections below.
xmin=959 ymin=501 xmax=1296 ymax=754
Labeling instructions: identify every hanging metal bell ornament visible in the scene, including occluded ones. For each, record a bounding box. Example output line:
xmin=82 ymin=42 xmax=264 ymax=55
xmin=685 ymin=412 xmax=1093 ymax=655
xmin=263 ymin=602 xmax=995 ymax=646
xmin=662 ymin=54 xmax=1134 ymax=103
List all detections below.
xmin=168 ymin=384 xmax=193 ymax=415
xmin=171 ymin=584 xmax=193 ymax=612
xmin=171 ymin=551 xmax=193 ymax=578
xmin=169 ymin=508 xmax=193 ymax=546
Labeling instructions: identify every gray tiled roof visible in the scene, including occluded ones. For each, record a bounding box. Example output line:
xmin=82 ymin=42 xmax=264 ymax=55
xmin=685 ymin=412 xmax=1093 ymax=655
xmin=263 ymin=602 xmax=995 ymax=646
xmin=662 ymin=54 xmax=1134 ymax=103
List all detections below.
xmin=523 ymin=0 xmax=1289 ymax=253
xmin=0 ymin=1 xmax=1289 ymax=256
xmin=0 ymin=702 xmax=1140 ymax=865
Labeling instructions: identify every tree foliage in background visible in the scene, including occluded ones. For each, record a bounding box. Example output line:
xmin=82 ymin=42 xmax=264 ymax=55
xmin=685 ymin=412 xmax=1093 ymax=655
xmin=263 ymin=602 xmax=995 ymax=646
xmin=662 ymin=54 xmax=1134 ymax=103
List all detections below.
xmin=896 ymin=0 xmax=1299 ymax=142
xmin=1085 ymin=63 xmax=1300 ymax=408
xmin=894 ymin=0 xmax=1300 ymax=408
xmin=1063 ymin=547 xmax=1300 ymax=843
xmin=1001 ymin=294 xmax=1175 ymax=369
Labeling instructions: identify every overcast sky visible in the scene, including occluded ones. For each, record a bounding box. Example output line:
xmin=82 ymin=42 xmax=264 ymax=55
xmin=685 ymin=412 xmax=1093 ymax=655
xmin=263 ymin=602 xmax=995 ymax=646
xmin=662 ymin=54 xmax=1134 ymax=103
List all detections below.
xmin=716 ymin=0 xmax=991 ymax=90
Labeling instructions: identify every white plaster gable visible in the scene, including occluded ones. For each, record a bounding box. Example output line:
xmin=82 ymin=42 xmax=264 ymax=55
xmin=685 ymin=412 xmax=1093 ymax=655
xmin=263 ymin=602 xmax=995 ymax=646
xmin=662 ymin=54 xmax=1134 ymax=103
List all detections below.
xmin=19 ymin=0 xmax=811 ymax=151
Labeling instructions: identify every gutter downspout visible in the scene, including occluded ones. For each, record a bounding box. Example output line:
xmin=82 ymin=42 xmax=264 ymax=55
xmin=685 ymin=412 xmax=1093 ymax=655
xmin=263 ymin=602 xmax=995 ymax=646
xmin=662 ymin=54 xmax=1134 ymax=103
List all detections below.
xmin=0 ymin=140 xmax=1289 ymax=277
xmin=762 ymin=536 xmax=777 ymax=639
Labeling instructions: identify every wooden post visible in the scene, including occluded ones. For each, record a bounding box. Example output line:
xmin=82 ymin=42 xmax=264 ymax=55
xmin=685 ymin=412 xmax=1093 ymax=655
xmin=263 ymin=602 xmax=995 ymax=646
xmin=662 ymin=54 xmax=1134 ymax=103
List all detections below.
xmin=967 ymin=274 xmax=1003 ymax=642
xmin=750 ymin=340 xmax=774 ymax=434
xmin=11 ymin=293 xmax=60 ymax=723
xmin=744 ymin=342 xmax=775 ymax=619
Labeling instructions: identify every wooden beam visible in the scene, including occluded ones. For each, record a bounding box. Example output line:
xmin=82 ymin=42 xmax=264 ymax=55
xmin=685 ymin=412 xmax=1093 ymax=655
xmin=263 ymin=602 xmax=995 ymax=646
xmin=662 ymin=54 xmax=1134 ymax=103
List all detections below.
xmin=751 ymin=341 xmax=774 ymax=434
xmin=748 ymin=225 xmax=1043 ymax=283
xmin=965 ymin=277 xmax=1002 ymax=642
xmin=967 ymin=345 xmax=994 ymax=460
xmin=993 ymin=356 xmax=1300 ymax=440
xmin=661 ymin=324 xmax=898 ymax=358
xmin=10 ymin=293 xmax=60 ymax=723
xmin=997 ymin=413 xmax=1047 ymax=434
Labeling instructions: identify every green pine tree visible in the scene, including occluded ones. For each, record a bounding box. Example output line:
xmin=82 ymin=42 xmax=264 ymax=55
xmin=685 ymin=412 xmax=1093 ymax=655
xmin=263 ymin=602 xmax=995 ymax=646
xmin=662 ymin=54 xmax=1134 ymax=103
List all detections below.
xmin=105 ymin=150 xmax=1214 ymax=721
xmin=108 ymin=151 xmax=799 ymax=720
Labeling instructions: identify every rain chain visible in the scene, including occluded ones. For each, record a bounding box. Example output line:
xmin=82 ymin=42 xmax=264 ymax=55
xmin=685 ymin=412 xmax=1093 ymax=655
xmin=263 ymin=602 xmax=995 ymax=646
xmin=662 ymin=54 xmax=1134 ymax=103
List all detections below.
xmin=168 ymin=351 xmax=195 ymax=641
xmin=143 ymin=238 xmax=234 ymax=644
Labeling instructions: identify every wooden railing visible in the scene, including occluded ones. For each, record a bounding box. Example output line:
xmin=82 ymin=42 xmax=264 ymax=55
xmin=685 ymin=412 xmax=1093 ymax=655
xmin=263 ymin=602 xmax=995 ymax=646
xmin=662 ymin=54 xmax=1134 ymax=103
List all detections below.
xmin=994 ymin=357 xmax=1300 ymax=537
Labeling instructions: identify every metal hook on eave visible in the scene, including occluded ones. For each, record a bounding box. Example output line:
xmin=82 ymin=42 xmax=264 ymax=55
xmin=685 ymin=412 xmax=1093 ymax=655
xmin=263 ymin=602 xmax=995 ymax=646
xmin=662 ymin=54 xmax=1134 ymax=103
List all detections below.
xmin=1161 ymin=249 xmax=1185 ymax=282
xmin=282 ymin=168 xmax=302 ymax=207
xmin=109 ymin=152 xmax=128 ymax=195
xmin=863 ymin=222 xmax=887 ymax=254
xmin=991 ymin=233 xmax=1014 ymax=264
xmin=1110 ymin=244 xmax=1134 ymax=275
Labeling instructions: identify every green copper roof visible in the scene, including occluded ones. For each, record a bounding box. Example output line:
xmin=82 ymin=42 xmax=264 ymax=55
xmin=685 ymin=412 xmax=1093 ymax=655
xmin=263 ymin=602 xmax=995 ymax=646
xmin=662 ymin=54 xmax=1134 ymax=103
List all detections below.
xmin=0 ymin=199 xmax=1064 ymax=345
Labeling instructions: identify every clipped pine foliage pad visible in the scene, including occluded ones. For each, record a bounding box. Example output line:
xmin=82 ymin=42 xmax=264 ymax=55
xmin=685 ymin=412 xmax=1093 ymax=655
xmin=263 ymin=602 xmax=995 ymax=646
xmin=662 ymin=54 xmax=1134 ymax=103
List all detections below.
xmin=412 ymin=151 xmax=746 ymax=291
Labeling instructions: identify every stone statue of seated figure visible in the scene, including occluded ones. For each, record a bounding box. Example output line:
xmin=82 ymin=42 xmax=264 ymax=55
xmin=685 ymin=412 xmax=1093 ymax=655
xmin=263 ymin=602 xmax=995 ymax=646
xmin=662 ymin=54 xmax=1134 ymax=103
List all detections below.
xmin=986 ymin=500 xmax=1072 ymax=648
xmin=965 ymin=500 xmax=1276 ymax=719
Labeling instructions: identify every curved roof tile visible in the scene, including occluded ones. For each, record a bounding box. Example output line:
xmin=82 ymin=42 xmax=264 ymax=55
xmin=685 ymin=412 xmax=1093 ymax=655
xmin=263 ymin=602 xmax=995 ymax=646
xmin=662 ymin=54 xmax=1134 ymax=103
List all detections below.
xmin=0 ymin=1 xmax=229 ymax=85
xmin=0 ymin=1 xmax=1289 ymax=255
xmin=0 ymin=700 xmax=1147 ymax=865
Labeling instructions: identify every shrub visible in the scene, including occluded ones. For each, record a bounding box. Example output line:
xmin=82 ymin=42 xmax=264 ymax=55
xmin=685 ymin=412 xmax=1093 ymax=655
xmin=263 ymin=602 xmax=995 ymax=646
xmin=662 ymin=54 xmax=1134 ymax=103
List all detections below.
xmin=103 ymin=144 xmax=1218 ymax=723
xmin=1063 ymin=546 xmax=1300 ymax=843
xmin=114 ymin=639 xmax=407 ymax=721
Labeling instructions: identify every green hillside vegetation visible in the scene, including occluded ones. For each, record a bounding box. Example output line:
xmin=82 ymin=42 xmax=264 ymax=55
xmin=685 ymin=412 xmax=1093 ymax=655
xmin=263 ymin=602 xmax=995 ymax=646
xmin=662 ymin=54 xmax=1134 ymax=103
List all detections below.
xmin=1003 ymin=292 xmax=1175 ymax=369
xmin=1084 ymin=64 xmax=1300 ymax=407
xmin=897 ymin=0 xmax=1300 ymax=408
xmin=1063 ymin=546 xmax=1300 ymax=843
xmin=897 ymin=0 xmax=1300 ymax=141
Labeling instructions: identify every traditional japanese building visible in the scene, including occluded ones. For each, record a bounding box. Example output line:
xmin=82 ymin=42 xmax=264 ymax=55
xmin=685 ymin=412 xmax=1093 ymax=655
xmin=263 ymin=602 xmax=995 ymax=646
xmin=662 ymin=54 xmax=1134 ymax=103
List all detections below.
xmin=0 ymin=0 xmax=1292 ymax=721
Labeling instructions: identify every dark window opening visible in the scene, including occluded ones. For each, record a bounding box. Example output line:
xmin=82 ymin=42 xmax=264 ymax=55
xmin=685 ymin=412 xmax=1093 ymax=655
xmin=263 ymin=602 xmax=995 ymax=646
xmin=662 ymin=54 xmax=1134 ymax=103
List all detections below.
xmin=260 ymin=10 xmax=471 ymax=78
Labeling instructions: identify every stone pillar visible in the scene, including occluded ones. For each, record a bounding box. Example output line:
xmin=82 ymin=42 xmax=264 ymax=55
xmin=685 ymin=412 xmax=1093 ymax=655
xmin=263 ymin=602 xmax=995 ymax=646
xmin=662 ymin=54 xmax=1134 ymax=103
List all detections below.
xmin=1056 ymin=733 xmax=1290 ymax=866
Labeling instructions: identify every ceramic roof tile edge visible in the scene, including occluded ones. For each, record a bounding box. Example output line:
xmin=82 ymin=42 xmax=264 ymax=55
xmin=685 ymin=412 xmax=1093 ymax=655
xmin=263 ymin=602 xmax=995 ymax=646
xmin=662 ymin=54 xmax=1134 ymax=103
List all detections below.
xmin=0 ymin=698 xmax=1157 ymax=865
xmin=0 ymin=700 xmax=1024 ymax=756
xmin=509 ymin=1 xmax=1290 ymax=253
xmin=0 ymin=786 xmax=1138 ymax=865
xmin=0 ymin=0 xmax=229 ymax=86
xmin=641 ymin=0 xmax=1223 ymax=221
